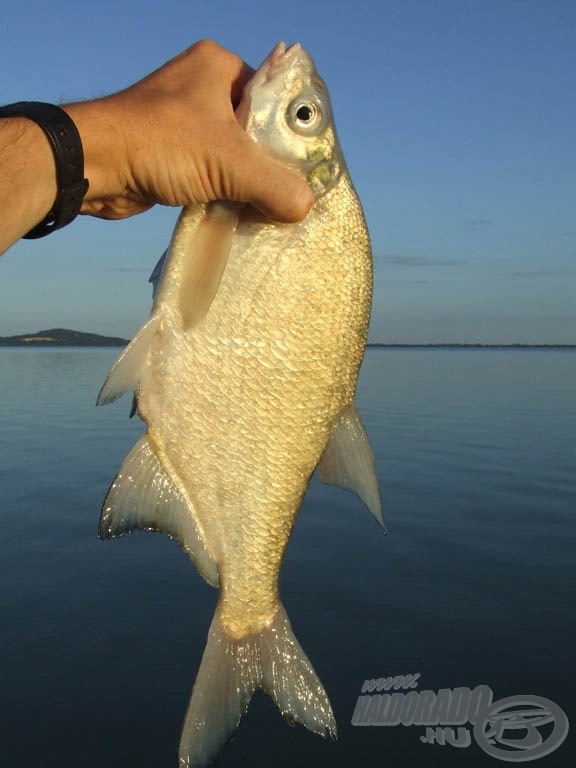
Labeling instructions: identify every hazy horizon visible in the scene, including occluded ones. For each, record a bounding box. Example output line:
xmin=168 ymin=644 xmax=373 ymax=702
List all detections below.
xmin=0 ymin=326 xmax=574 ymax=348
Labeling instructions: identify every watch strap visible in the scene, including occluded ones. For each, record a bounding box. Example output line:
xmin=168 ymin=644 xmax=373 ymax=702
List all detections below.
xmin=0 ymin=101 xmax=89 ymax=238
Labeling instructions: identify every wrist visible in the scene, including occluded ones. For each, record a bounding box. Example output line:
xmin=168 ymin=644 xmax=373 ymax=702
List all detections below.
xmin=63 ymin=99 xmax=129 ymax=208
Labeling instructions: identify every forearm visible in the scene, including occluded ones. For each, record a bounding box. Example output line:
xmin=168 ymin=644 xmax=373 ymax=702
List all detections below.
xmin=0 ymin=97 xmax=138 ymax=256
xmin=0 ymin=118 xmax=57 ymax=254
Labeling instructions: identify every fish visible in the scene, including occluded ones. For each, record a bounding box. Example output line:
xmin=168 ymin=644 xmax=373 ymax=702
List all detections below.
xmin=97 ymin=41 xmax=383 ymax=767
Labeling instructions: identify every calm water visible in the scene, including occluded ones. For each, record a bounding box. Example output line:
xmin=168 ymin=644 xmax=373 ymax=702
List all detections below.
xmin=1 ymin=348 xmax=574 ymax=767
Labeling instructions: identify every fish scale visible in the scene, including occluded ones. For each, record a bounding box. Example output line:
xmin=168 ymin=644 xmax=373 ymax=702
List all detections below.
xmin=97 ymin=41 xmax=382 ymax=767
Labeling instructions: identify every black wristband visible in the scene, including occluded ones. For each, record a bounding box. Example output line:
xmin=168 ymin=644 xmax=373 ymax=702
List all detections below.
xmin=0 ymin=101 xmax=89 ymax=239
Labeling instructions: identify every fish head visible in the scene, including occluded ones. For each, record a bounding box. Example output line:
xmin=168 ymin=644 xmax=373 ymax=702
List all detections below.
xmin=237 ymin=42 xmax=344 ymax=198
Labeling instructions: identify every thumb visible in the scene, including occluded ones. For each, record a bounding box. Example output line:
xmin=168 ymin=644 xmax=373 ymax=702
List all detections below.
xmin=234 ymin=142 xmax=314 ymax=223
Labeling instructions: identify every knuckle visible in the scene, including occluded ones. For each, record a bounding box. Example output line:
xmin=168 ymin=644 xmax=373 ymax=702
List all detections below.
xmin=190 ymin=39 xmax=241 ymax=73
xmin=192 ymin=38 xmax=222 ymax=57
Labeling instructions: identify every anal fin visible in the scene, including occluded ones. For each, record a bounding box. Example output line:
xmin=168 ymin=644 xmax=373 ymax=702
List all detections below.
xmin=100 ymin=435 xmax=219 ymax=587
xmin=318 ymin=403 xmax=385 ymax=529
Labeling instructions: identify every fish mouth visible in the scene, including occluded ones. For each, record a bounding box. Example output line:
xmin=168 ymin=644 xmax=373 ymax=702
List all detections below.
xmin=251 ymin=41 xmax=313 ymax=88
xmin=265 ymin=41 xmax=304 ymax=80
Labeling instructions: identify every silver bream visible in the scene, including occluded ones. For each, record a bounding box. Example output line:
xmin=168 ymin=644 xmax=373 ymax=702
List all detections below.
xmin=98 ymin=42 xmax=382 ymax=767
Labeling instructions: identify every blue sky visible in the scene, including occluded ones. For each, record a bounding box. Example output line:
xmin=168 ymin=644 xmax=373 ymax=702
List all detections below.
xmin=1 ymin=0 xmax=574 ymax=343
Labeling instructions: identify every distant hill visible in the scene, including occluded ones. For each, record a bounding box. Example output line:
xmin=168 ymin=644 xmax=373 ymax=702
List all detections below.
xmin=0 ymin=328 xmax=129 ymax=347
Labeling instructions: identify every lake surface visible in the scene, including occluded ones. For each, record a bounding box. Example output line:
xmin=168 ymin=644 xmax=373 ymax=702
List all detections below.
xmin=1 ymin=347 xmax=574 ymax=767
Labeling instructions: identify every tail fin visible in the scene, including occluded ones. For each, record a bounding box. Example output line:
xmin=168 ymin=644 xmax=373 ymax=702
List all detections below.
xmin=179 ymin=602 xmax=336 ymax=767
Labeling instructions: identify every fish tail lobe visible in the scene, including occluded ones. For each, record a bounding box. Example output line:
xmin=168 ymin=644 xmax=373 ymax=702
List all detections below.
xmin=179 ymin=601 xmax=336 ymax=767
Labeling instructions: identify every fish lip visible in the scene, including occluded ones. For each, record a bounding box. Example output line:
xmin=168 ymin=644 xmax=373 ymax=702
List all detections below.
xmin=247 ymin=41 xmax=309 ymax=89
xmin=265 ymin=41 xmax=304 ymax=80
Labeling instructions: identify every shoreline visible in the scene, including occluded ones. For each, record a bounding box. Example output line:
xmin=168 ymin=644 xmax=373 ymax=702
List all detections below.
xmin=0 ymin=329 xmax=573 ymax=349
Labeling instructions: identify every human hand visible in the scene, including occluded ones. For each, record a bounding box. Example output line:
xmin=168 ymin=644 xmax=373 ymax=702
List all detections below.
xmin=65 ymin=40 xmax=314 ymax=223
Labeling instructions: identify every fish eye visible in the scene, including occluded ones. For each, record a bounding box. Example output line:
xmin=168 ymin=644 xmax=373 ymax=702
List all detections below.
xmin=288 ymin=98 xmax=323 ymax=135
xmin=296 ymin=103 xmax=316 ymax=124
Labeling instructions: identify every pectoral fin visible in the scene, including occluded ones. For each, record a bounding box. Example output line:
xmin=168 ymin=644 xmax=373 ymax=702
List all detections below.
xmin=319 ymin=403 xmax=385 ymax=530
xmin=178 ymin=201 xmax=239 ymax=330
xmin=100 ymin=435 xmax=219 ymax=587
